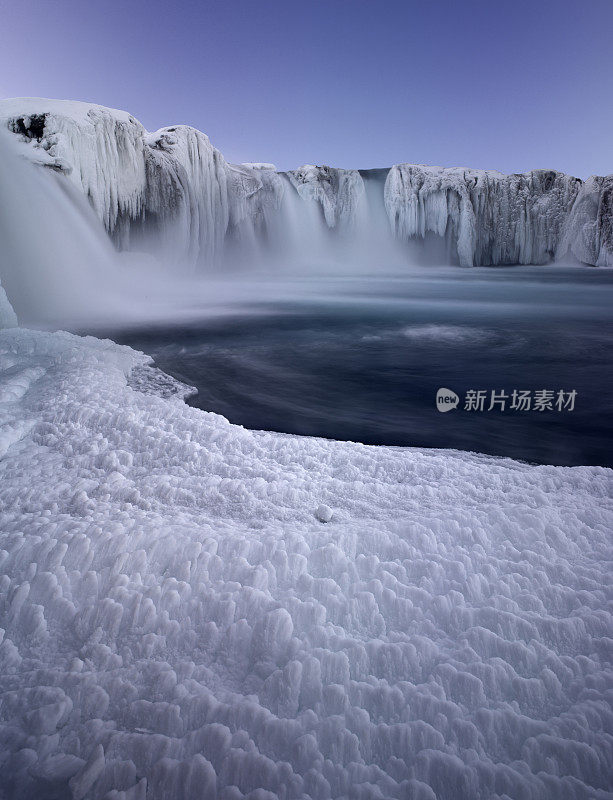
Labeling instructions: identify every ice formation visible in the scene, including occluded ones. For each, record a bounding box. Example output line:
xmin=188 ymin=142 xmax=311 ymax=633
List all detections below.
xmin=1 ymin=100 xmax=146 ymax=233
xmin=0 ymin=327 xmax=612 ymax=799
xmin=557 ymin=176 xmax=613 ymax=267
xmin=0 ymin=100 xmax=232 ymax=268
xmin=287 ymin=165 xmax=366 ymax=231
xmin=0 ymin=127 xmax=135 ymax=327
xmin=385 ymin=165 xmax=582 ymax=267
xmin=2 ymin=98 xmax=613 ymax=269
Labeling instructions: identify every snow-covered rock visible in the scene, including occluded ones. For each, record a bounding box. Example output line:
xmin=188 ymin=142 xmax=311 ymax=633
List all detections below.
xmin=225 ymin=163 xmax=287 ymax=259
xmin=0 ymin=99 xmax=241 ymax=268
xmin=2 ymin=98 xmax=612 ymax=269
xmin=242 ymin=163 xmax=278 ymax=171
xmin=138 ymin=125 xmax=231 ymax=266
xmin=314 ymin=503 xmax=333 ymax=523
xmin=0 ymin=326 xmax=611 ymax=799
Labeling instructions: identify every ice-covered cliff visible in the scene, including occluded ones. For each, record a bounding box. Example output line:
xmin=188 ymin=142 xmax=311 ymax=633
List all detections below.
xmin=385 ymin=165 xmax=582 ymax=266
xmin=1 ymin=97 xmax=612 ymax=268
xmin=0 ymin=99 xmax=233 ymax=267
xmin=557 ymin=175 xmax=613 ymax=267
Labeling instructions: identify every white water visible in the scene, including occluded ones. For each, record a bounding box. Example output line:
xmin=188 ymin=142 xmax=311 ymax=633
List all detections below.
xmin=0 ymin=123 xmax=592 ymax=334
xmin=0 ymin=131 xmax=131 ymax=327
xmin=0 ymin=135 xmax=418 ymax=330
xmin=0 ymin=133 xmax=251 ymax=330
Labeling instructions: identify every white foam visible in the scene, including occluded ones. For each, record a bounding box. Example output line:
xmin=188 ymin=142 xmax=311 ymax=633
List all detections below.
xmin=401 ymin=324 xmax=490 ymax=344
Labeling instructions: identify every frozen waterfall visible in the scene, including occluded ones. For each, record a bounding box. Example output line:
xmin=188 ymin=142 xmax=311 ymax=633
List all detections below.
xmin=1 ymin=97 xmax=612 ymax=274
xmin=0 ymin=128 xmax=125 ymax=326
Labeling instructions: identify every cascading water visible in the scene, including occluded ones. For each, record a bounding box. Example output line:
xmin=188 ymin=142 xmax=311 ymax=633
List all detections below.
xmin=0 ymin=128 xmax=225 ymax=331
xmin=3 ymin=96 xmax=613 ymax=335
xmin=0 ymin=130 xmax=130 ymax=328
xmin=275 ymin=172 xmax=336 ymax=269
xmin=3 ymin=97 xmax=613 ymax=292
xmin=357 ymin=169 xmax=411 ymax=269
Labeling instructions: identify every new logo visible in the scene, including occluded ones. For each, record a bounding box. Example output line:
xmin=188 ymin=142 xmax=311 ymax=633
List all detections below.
xmin=436 ymin=387 xmax=459 ymax=412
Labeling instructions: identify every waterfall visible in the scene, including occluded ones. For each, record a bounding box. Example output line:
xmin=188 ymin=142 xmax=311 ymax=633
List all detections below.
xmin=1 ymin=97 xmax=612 ymax=333
xmin=0 ymin=131 xmax=160 ymax=329
xmin=0 ymin=131 xmax=118 ymax=326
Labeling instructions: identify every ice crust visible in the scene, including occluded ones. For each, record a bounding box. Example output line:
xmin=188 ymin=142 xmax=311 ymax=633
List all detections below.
xmin=0 ymin=327 xmax=611 ymax=799
xmin=2 ymin=98 xmax=612 ymax=268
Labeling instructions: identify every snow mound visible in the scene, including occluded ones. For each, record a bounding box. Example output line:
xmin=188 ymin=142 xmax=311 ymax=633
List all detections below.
xmin=0 ymin=327 xmax=611 ymax=799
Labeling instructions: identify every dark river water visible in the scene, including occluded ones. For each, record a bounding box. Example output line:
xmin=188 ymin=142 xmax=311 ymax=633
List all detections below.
xmin=109 ymin=265 xmax=613 ymax=467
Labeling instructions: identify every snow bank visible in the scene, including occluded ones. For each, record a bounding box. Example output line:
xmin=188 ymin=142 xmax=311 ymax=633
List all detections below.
xmin=3 ymin=98 xmax=612 ymax=269
xmin=0 ymin=327 xmax=611 ymax=799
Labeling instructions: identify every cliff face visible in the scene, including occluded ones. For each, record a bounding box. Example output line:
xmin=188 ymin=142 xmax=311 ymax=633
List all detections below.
xmin=2 ymin=97 xmax=611 ymax=268
xmin=385 ymin=165 xmax=583 ymax=266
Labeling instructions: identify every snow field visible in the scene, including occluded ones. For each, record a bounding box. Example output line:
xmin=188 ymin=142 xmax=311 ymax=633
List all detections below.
xmin=0 ymin=328 xmax=611 ymax=799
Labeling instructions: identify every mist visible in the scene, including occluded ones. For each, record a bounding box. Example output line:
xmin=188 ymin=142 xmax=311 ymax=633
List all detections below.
xmin=0 ymin=125 xmax=592 ymax=337
xmin=0 ymin=131 xmax=431 ymax=333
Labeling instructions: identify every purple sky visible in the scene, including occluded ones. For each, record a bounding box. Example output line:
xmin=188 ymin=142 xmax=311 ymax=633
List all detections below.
xmin=2 ymin=0 xmax=612 ymax=176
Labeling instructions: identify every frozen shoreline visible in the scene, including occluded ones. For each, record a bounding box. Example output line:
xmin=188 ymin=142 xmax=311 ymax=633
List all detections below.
xmin=0 ymin=326 xmax=611 ymax=799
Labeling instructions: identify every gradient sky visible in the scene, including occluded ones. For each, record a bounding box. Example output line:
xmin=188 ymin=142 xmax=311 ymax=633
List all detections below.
xmin=1 ymin=0 xmax=612 ymax=176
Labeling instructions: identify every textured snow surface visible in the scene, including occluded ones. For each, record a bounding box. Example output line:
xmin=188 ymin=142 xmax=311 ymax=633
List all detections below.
xmin=0 ymin=328 xmax=612 ymax=799
xmin=2 ymin=98 xmax=613 ymax=269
